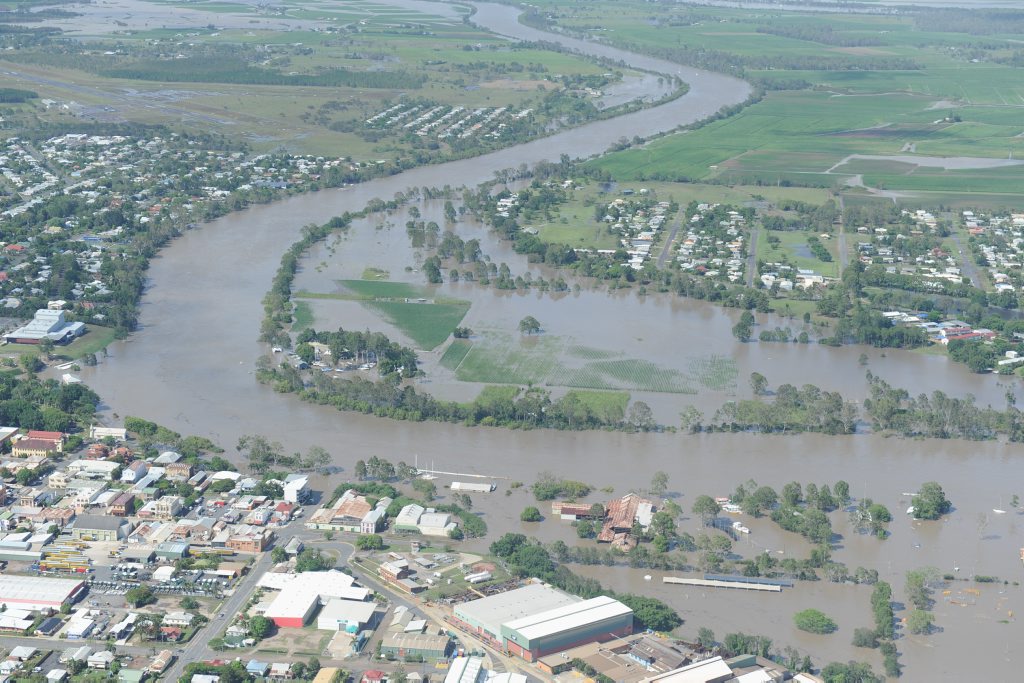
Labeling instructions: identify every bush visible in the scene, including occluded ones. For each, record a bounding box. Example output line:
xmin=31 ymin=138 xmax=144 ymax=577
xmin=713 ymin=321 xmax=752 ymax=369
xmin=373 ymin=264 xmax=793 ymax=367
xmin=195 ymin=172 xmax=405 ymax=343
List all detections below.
xmin=851 ymin=627 xmax=878 ymax=649
xmin=794 ymin=608 xmax=837 ymax=634
xmin=520 ymin=506 xmax=542 ymax=522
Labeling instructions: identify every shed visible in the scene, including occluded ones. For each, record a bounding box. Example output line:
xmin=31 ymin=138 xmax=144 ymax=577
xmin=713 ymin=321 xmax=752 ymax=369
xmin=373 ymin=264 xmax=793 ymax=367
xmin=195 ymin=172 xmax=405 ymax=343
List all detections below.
xmin=246 ymin=661 xmax=269 ymax=676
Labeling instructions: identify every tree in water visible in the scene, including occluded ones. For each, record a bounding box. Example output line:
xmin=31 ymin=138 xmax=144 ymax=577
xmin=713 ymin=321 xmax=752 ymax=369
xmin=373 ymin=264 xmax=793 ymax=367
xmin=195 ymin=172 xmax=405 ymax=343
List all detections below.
xmin=518 ymin=315 xmax=541 ymax=335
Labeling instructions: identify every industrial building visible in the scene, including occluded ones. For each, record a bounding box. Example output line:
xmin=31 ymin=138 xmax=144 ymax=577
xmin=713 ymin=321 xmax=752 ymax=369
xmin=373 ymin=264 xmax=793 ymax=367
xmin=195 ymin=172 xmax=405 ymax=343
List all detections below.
xmin=444 ymin=657 xmax=528 ymax=683
xmin=380 ymin=631 xmax=452 ymax=661
xmin=501 ymin=596 xmax=634 ymax=662
xmin=259 ymin=570 xmax=372 ymax=628
xmin=639 ymin=656 xmax=734 ymax=683
xmin=452 ymin=583 xmax=581 ymax=646
xmin=4 ymin=309 xmax=85 ymax=345
xmin=0 ymin=575 xmax=86 ymax=611
xmin=316 ymin=598 xmax=381 ymax=633
xmin=70 ymin=515 xmax=133 ymax=541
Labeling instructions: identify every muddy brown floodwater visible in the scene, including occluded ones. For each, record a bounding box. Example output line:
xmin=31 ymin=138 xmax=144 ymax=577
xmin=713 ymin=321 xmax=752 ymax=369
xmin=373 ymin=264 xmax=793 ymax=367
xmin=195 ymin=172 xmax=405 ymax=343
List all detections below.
xmin=65 ymin=2 xmax=1023 ymax=678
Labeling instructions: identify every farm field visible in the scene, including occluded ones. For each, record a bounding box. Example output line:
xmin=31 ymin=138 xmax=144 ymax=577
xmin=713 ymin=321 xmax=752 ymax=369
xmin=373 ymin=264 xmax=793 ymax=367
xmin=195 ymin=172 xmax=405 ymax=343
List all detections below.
xmin=297 ymin=280 xmax=469 ymax=350
xmin=440 ymin=330 xmax=737 ymax=394
xmin=2 ymin=0 xmax=643 ymax=158
xmin=541 ymin=0 xmax=1024 ymax=204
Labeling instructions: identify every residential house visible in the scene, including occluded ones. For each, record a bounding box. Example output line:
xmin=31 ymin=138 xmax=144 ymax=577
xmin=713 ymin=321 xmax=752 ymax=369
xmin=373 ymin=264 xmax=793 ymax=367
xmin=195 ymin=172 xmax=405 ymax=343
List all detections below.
xmin=162 ymin=612 xmax=195 ymax=628
xmin=166 ymin=462 xmax=193 ymax=481
xmin=88 ymin=651 xmax=116 ymax=670
xmin=121 ymin=461 xmax=148 ymax=483
xmin=110 ymin=491 xmax=136 ymax=517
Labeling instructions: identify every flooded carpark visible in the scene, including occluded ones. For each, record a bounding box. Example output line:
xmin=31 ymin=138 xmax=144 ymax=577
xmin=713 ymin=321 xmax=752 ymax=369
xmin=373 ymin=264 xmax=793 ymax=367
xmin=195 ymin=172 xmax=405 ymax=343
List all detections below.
xmin=56 ymin=1 xmax=1024 ymax=678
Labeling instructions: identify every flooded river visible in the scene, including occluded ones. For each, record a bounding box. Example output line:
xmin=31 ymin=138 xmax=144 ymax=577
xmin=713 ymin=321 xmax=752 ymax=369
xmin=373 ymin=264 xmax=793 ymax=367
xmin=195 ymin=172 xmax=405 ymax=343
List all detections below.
xmin=69 ymin=2 xmax=1024 ymax=678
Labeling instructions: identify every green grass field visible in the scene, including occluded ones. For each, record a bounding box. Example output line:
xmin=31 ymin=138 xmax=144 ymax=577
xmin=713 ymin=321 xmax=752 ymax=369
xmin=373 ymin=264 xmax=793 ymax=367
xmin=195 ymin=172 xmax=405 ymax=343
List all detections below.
xmin=2 ymin=325 xmax=118 ymax=361
xmin=365 ymin=300 xmax=470 ymax=350
xmin=292 ymin=301 xmax=314 ymax=332
xmin=758 ymin=230 xmax=840 ymax=278
xmin=446 ymin=331 xmax=736 ymax=394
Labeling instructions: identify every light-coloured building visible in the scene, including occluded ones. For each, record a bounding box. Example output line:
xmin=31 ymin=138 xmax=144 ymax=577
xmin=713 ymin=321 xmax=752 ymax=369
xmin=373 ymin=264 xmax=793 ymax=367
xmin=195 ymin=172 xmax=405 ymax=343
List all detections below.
xmin=316 ymin=598 xmax=381 ymax=633
xmin=4 ymin=309 xmax=85 ymax=344
xmin=0 ymin=575 xmax=86 ymax=611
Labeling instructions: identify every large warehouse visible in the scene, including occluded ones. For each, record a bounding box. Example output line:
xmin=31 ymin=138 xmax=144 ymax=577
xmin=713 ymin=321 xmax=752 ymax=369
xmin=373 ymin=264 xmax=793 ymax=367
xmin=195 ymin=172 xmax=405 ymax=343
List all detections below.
xmin=501 ymin=596 xmax=634 ymax=662
xmin=0 ymin=575 xmax=86 ymax=612
xmin=452 ymin=583 xmax=580 ymax=646
xmin=259 ymin=570 xmax=372 ymax=628
xmin=452 ymin=584 xmax=633 ymax=661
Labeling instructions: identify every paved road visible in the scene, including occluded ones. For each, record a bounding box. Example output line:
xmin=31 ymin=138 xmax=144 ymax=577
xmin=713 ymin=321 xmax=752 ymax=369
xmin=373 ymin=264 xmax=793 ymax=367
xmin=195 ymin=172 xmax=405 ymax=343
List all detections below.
xmin=745 ymin=223 xmax=759 ymax=288
xmin=163 ymin=548 xmax=277 ymax=681
xmin=948 ymin=230 xmax=983 ymax=289
xmin=835 ymin=193 xmax=850 ymax=273
xmin=655 ymin=215 xmax=683 ymax=269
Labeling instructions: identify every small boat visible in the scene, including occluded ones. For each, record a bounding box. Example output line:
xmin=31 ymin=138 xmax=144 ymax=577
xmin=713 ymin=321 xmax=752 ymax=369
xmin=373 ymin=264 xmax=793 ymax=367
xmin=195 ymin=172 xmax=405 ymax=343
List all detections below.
xmin=722 ymin=503 xmax=742 ymax=514
xmin=644 ymin=575 xmax=652 ymax=581
xmin=906 ymin=506 xmax=915 ymax=515
xmin=732 ymin=521 xmax=750 ymax=534
xmin=993 ymin=509 xmax=1007 ymax=514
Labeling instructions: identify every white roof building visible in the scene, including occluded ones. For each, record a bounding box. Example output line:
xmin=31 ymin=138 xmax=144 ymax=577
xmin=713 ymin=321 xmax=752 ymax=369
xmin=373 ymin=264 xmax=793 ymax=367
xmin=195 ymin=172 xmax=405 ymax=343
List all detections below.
xmin=640 ymin=657 xmax=734 ymax=683
xmin=0 ymin=575 xmax=85 ymax=611
xmin=4 ymin=309 xmax=85 ymax=344
xmin=316 ymin=598 xmax=380 ymax=632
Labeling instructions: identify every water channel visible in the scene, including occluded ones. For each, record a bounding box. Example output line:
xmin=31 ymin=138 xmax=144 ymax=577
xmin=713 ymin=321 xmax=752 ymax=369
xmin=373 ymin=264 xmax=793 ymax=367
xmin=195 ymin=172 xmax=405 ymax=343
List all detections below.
xmin=69 ymin=2 xmax=1023 ymax=677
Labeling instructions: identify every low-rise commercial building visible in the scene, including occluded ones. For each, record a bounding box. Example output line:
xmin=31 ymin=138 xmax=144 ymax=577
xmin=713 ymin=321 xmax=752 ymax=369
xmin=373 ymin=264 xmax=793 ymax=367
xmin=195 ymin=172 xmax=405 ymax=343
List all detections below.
xmin=0 ymin=575 xmax=86 ymax=611
xmin=380 ymin=631 xmax=452 ymax=661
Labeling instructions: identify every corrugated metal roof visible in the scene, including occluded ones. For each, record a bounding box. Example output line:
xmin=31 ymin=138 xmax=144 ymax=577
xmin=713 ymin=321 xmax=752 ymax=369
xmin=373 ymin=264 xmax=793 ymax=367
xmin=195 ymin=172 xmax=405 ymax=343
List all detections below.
xmin=504 ymin=596 xmax=632 ymax=641
xmin=454 ymin=584 xmax=579 ymax=638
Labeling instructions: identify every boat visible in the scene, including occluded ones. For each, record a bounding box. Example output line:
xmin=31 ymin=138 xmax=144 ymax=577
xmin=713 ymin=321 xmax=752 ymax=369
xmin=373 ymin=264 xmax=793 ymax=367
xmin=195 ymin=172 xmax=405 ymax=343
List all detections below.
xmin=732 ymin=521 xmax=750 ymax=534
xmin=722 ymin=503 xmax=742 ymax=514
xmin=906 ymin=506 xmax=915 ymax=515
xmin=993 ymin=509 xmax=1007 ymax=514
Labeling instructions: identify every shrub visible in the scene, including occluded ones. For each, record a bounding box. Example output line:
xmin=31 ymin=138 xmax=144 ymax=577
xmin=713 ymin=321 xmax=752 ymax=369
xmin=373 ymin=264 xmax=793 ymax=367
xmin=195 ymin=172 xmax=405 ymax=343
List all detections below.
xmin=794 ymin=608 xmax=837 ymax=634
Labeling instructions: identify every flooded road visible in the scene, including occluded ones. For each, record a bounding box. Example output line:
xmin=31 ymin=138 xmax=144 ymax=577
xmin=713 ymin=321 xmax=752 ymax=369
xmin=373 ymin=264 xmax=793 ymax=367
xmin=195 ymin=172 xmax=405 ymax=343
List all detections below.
xmin=69 ymin=2 xmax=1024 ymax=678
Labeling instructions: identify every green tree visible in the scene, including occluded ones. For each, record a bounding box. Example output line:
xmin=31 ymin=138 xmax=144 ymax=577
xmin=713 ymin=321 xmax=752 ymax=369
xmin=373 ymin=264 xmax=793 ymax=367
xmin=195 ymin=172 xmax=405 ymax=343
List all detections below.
xmin=180 ymin=597 xmax=199 ymax=610
xmin=750 ymin=372 xmax=768 ymax=396
xmin=650 ymin=471 xmax=669 ymax=496
xmin=271 ymin=546 xmax=288 ymax=563
xmin=19 ymin=353 xmax=41 ymax=375
xmin=615 ymin=594 xmax=681 ymax=632
xmin=691 ymin=495 xmax=721 ymax=527
xmin=627 ymin=401 xmax=654 ymax=430
xmin=794 ymin=608 xmax=837 ymax=634
xmin=295 ymin=548 xmax=334 ymax=572
xmin=697 ymin=627 xmax=715 ymax=650
xmin=412 ymin=478 xmax=436 ymax=501
xmin=820 ymin=661 xmax=881 ymax=683
xmin=356 ymin=534 xmax=385 ymax=551
xmin=520 ymin=506 xmax=542 ymax=522
xmin=236 ymin=434 xmax=285 ymax=474
xmin=851 ymin=628 xmax=878 ymax=649
xmin=912 ymin=482 xmax=952 ymax=520
xmin=906 ymin=610 xmax=933 ymax=635
xmin=125 ymin=585 xmax=156 ymax=607
xmin=249 ymin=615 xmax=272 ymax=640
xmin=732 ymin=310 xmax=754 ymax=342
xmin=518 ymin=316 xmax=541 ymax=335
xmin=354 ymin=459 xmax=367 ymax=480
